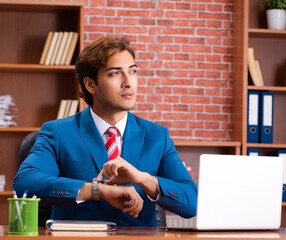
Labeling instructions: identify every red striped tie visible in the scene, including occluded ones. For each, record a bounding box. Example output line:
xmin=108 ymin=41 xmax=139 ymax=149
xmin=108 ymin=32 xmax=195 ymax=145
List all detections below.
xmin=105 ymin=126 xmax=119 ymax=160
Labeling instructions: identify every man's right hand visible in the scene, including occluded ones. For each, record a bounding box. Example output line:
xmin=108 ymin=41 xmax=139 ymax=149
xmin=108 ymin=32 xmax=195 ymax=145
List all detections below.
xmin=99 ymin=184 xmax=143 ymax=218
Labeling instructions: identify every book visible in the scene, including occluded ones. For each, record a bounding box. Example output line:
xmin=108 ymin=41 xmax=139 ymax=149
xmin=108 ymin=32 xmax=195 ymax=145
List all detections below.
xmin=67 ymin=100 xmax=79 ymax=117
xmin=45 ymin=220 xmax=116 ymax=231
xmin=57 ymin=100 xmax=68 ymax=119
xmin=45 ymin=32 xmax=60 ymax=65
xmin=255 ymin=60 xmax=264 ymax=86
xmin=54 ymin=32 xmax=69 ymax=65
xmin=57 ymin=99 xmax=79 ymax=119
xmin=46 ymin=230 xmax=108 ymax=237
xmin=50 ymin=32 xmax=63 ymax=65
xmin=63 ymin=99 xmax=72 ymax=118
xmin=39 ymin=31 xmax=53 ymax=65
xmin=64 ymin=32 xmax=79 ymax=65
xmin=247 ymin=48 xmax=263 ymax=87
xmin=59 ymin=32 xmax=74 ymax=65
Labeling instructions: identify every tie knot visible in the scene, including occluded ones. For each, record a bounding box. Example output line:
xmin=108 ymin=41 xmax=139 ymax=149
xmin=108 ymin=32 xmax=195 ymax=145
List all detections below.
xmin=107 ymin=126 xmax=118 ymax=139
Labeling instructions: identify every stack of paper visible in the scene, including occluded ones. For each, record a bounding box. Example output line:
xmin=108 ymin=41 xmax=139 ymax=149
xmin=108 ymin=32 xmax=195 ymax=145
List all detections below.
xmin=0 ymin=95 xmax=17 ymax=127
xmin=0 ymin=175 xmax=5 ymax=191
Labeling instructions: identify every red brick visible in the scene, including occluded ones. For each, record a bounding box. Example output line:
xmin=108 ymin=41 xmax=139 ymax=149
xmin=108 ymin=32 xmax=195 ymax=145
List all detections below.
xmin=83 ymin=0 xmax=234 ymax=141
xmin=173 ymin=105 xmax=189 ymax=112
xmin=156 ymin=104 xmax=172 ymax=112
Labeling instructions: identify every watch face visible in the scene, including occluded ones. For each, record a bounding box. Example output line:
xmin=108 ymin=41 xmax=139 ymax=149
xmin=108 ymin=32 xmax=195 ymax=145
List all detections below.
xmin=93 ymin=178 xmax=105 ymax=184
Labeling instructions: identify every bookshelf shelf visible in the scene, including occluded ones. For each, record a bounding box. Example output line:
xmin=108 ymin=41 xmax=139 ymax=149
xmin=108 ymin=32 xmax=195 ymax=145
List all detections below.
xmin=233 ymin=0 xmax=286 ymax=155
xmin=247 ymin=143 xmax=286 ymax=149
xmin=248 ymin=86 xmax=286 ymax=91
xmin=0 ymin=127 xmax=40 ymax=133
xmin=0 ymin=0 xmax=83 ymax=225
xmin=0 ymin=63 xmax=75 ymax=72
xmin=0 ymin=191 xmax=13 ymax=196
xmin=173 ymin=140 xmax=241 ymax=147
xmin=249 ymin=28 xmax=286 ymax=38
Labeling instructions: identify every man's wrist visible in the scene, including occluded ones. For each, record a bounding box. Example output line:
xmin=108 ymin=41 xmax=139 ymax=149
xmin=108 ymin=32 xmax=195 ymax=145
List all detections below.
xmin=76 ymin=182 xmax=93 ymax=202
xmin=138 ymin=173 xmax=160 ymax=199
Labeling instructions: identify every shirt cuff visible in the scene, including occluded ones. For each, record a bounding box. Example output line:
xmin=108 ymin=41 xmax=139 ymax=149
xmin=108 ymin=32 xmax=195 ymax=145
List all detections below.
xmin=76 ymin=189 xmax=85 ymax=204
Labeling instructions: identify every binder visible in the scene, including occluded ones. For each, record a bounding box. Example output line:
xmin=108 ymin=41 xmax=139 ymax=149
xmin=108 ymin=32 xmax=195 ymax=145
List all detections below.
xmin=277 ymin=150 xmax=286 ymax=201
xmin=247 ymin=91 xmax=260 ymax=143
xmin=247 ymin=148 xmax=259 ymax=156
xmin=260 ymin=91 xmax=273 ymax=143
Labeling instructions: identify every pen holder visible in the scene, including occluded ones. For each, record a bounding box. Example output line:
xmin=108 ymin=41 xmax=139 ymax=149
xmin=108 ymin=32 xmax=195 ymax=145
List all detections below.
xmin=8 ymin=197 xmax=40 ymax=236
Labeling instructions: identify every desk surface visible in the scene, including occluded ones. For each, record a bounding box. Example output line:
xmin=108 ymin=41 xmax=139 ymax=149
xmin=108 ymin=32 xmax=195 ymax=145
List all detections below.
xmin=1 ymin=226 xmax=286 ymax=239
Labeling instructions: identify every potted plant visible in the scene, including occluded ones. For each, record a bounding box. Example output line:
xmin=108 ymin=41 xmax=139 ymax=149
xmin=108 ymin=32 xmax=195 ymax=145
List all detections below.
xmin=260 ymin=0 xmax=286 ymax=30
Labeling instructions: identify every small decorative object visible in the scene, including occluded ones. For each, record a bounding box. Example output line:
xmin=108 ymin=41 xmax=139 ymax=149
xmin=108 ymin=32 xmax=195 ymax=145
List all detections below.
xmin=260 ymin=0 xmax=286 ymax=30
xmin=0 ymin=175 xmax=5 ymax=191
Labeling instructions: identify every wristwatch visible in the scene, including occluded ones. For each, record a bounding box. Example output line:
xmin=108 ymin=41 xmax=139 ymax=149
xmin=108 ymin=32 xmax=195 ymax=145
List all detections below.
xmin=92 ymin=178 xmax=104 ymax=201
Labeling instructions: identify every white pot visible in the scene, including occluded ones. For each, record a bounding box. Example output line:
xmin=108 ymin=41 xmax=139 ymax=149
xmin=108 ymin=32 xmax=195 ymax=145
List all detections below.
xmin=266 ymin=9 xmax=286 ymax=30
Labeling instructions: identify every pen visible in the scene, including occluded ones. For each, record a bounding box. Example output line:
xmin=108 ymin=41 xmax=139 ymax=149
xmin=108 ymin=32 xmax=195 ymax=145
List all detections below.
xmin=22 ymin=190 xmax=28 ymax=199
xmin=13 ymin=190 xmax=24 ymax=231
xmin=20 ymin=190 xmax=28 ymax=211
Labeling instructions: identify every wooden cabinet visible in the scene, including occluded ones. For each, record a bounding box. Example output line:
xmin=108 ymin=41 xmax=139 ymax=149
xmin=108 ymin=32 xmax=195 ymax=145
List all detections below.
xmin=0 ymin=0 xmax=83 ymax=225
xmin=233 ymin=0 xmax=286 ymax=155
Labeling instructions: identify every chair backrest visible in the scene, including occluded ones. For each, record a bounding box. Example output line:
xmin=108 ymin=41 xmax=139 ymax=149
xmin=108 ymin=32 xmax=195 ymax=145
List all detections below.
xmin=18 ymin=131 xmax=39 ymax=164
xmin=18 ymin=131 xmax=166 ymax=227
xmin=18 ymin=130 xmax=52 ymax=227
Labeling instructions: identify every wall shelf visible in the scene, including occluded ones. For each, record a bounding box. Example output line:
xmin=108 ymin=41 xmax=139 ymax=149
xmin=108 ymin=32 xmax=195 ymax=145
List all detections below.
xmin=0 ymin=0 xmax=83 ymax=225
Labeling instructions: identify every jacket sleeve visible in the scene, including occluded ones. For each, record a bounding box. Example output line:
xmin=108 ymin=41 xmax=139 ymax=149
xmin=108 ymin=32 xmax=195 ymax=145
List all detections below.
xmin=155 ymin=129 xmax=198 ymax=218
xmin=13 ymin=122 xmax=86 ymax=205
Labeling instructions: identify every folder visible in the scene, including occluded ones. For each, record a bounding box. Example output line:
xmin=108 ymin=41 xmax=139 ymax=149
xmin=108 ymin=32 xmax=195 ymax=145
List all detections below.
xmin=247 ymin=91 xmax=260 ymax=143
xmin=247 ymin=148 xmax=259 ymax=156
xmin=260 ymin=91 xmax=273 ymax=143
xmin=277 ymin=149 xmax=286 ymax=201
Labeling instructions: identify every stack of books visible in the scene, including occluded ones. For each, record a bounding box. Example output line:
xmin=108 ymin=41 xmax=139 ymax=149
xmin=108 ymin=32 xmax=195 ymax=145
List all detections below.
xmin=39 ymin=31 xmax=79 ymax=66
xmin=0 ymin=95 xmax=17 ymax=127
xmin=57 ymin=99 xmax=79 ymax=119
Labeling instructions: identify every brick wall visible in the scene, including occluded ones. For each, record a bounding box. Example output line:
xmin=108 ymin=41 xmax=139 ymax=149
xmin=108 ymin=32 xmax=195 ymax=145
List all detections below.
xmin=82 ymin=0 xmax=234 ymax=141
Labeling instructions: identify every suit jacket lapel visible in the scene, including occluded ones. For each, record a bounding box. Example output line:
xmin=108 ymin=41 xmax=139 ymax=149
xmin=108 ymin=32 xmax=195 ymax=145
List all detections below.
xmin=122 ymin=113 xmax=145 ymax=166
xmin=78 ymin=107 xmax=108 ymax=173
xmin=78 ymin=109 xmax=145 ymax=171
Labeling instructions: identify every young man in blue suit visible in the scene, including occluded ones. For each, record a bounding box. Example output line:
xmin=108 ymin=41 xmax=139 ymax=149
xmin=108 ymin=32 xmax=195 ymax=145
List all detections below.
xmin=13 ymin=37 xmax=198 ymax=226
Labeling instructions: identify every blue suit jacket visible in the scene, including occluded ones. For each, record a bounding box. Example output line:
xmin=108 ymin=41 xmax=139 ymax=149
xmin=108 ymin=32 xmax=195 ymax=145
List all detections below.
xmin=13 ymin=107 xmax=197 ymax=226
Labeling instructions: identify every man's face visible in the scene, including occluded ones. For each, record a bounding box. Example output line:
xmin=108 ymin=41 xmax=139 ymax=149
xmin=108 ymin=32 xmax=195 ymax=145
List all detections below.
xmin=95 ymin=50 xmax=138 ymax=112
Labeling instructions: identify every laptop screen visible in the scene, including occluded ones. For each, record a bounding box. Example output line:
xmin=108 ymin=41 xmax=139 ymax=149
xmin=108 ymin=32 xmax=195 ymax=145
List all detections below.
xmin=196 ymin=154 xmax=283 ymax=230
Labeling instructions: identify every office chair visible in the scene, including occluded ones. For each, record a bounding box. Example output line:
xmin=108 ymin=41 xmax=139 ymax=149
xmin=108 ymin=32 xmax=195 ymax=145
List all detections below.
xmin=18 ymin=131 xmax=166 ymax=227
xmin=18 ymin=131 xmax=51 ymax=227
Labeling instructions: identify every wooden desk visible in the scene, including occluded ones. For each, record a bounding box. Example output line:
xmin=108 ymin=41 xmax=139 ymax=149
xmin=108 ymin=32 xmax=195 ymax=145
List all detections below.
xmin=1 ymin=226 xmax=286 ymax=239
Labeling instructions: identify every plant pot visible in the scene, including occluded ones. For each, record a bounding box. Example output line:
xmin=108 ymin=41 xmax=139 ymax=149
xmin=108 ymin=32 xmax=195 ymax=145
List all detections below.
xmin=266 ymin=9 xmax=286 ymax=30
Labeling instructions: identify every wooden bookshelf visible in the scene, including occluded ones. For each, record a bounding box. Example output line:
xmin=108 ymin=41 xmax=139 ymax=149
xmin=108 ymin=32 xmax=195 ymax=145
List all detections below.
xmin=233 ymin=0 xmax=286 ymax=155
xmin=0 ymin=0 xmax=83 ymax=225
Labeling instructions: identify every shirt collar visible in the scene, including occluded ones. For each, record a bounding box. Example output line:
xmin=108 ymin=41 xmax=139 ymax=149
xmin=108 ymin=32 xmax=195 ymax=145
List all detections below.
xmin=89 ymin=107 xmax=127 ymax=137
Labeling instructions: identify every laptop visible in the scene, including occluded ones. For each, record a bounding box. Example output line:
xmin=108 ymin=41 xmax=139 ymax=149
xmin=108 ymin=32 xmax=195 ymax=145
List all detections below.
xmin=163 ymin=154 xmax=284 ymax=231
